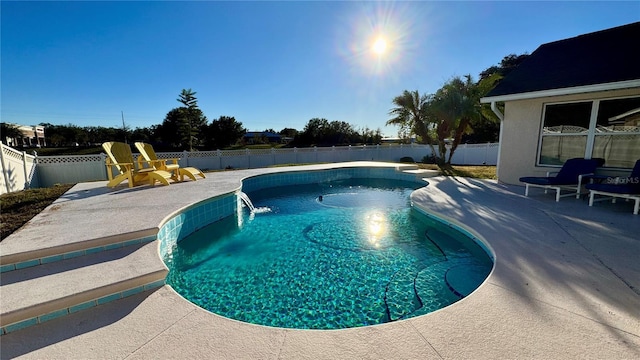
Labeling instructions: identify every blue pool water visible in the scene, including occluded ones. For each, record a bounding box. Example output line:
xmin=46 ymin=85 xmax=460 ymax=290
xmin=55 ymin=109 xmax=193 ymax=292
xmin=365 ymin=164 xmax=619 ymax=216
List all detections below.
xmin=165 ymin=178 xmax=492 ymax=329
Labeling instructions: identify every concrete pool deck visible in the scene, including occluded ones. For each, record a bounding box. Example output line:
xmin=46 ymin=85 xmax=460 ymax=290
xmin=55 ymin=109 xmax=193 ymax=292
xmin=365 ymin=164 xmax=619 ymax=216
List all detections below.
xmin=1 ymin=162 xmax=638 ymax=359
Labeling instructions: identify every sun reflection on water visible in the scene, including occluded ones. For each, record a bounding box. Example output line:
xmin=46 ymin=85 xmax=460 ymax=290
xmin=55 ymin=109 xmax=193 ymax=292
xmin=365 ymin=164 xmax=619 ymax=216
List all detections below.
xmin=366 ymin=211 xmax=387 ymax=248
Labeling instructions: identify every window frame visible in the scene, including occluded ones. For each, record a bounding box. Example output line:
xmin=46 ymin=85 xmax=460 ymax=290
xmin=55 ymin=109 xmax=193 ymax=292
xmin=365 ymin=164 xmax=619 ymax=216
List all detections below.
xmin=537 ymin=94 xmax=640 ymax=169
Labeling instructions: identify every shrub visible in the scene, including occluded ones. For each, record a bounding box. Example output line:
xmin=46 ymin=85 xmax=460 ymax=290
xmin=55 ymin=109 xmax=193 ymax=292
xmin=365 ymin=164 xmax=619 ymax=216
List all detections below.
xmin=421 ymin=154 xmax=437 ymax=164
xmin=399 ymin=156 xmax=415 ymax=163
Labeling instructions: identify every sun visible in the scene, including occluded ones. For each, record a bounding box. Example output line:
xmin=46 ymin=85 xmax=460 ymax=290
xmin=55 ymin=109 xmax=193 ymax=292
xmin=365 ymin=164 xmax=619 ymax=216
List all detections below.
xmin=372 ymin=37 xmax=388 ymax=55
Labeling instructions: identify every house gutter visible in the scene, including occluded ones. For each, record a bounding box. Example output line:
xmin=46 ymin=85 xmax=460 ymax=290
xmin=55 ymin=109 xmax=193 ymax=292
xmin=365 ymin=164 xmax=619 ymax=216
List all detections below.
xmin=479 ymin=79 xmax=640 ymax=103
xmin=490 ymin=102 xmax=505 ymax=181
xmin=490 ymin=102 xmax=504 ymax=122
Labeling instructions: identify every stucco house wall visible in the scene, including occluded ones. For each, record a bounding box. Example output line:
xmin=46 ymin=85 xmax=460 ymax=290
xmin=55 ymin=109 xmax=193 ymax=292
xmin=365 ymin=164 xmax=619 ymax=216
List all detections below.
xmin=498 ymin=87 xmax=640 ymax=185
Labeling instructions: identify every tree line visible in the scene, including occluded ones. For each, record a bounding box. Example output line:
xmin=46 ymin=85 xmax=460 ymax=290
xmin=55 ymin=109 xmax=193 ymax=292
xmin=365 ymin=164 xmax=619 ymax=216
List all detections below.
xmin=2 ymin=88 xmax=385 ymax=150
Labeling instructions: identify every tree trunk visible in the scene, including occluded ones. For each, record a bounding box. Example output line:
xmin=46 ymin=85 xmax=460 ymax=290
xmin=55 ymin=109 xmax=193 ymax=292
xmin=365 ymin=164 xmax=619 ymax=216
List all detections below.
xmin=447 ymin=117 xmax=471 ymax=164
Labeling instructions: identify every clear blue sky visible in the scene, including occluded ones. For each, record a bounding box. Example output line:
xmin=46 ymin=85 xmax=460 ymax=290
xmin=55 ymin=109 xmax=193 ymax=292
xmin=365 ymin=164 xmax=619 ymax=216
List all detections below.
xmin=2 ymin=1 xmax=638 ymax=137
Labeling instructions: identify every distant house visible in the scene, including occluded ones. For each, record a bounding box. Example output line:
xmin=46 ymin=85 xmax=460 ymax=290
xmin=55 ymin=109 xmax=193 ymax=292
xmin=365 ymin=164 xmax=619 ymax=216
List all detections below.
xmin=244 ymin=131 xmax=282 ymax=144
xmin=2 ymin=123 xmax=46 ymax=148
xmin=481 ymin=22 xmax=640 ymax=184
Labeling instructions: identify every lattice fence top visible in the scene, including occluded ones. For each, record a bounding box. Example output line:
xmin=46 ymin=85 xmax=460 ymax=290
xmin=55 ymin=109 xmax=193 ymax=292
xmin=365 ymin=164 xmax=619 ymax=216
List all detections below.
xmin=596 ymin=125 xmax=640 ymax=133
xmin=543 ymin=125 xmax=588 ymax=133
xmin=37 ymin=154 xmax=104 ymax=164
xmin=2 ymin=145 xmax=32 ymax=161
xmin=187 ymin=151 xmax=218 ymax=158
xmin=219 ymin=150 xmax=249 ymax=157
xmin=247 ymin=148 xmax=274 ymax=156
xmin=295 ymin=148 xmax=316 ymax=153
xmin=153 ymin=152 xmax=183 ymax=159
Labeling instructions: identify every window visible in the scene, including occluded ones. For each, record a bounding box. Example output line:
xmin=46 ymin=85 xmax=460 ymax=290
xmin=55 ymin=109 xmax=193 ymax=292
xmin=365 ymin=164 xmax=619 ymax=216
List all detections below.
xmin=539 ymin=96 xmax=640 ymax=168
xmin=592 ymin=97 xmax=640 ymax=168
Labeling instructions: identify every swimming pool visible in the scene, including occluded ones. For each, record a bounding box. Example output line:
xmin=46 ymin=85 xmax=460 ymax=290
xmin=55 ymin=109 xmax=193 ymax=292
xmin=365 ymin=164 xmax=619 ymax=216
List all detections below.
xmin=163 ymin=173 xmax=493 ymax=329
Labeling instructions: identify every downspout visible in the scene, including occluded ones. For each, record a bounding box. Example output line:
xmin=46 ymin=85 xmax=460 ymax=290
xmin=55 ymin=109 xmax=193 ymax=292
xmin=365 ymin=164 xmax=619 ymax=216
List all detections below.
xmin=490 ymin=102 xmax=505 ymax=181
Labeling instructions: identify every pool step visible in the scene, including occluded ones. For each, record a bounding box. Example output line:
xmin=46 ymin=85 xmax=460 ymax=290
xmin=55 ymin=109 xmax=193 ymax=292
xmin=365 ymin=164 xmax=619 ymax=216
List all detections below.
xmin=0 ymin=228 xmax=157 ymax=274
xmin=395 ymin=164 xmax=420 ymax=171
xmin=0 ymin=241 xmax=167 ymax=335
xmin=401 ymin=168 xmax=440 ymax=179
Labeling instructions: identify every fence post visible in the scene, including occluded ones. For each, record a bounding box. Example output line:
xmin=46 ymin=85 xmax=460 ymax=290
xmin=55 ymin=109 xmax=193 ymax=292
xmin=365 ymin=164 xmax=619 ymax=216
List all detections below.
xmin=183 ymin=150 xmax=189 ymax=167
xmin=271 ymin=147 xmax=276 ymax=166
xmin=0 ymin=143 xmax=11 ymax=194
xmin=485 ymin=142 xmax=489 ymax=165
xmin=461 ymin=144 xmax=466 ymax=165
xmin=100 ymin=153 xmax=107 ymax=179
xmin=22 ymin=151 xmax=30 ymax=189
xmin=294 ymin=147 xmax=298 ymax=164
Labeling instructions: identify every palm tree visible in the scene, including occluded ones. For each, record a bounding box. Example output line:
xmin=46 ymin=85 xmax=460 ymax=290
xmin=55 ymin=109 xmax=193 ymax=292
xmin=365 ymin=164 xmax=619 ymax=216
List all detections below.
xmin=430 ymin=74 xmax=501 ymax=164
xmin=386 ymin=90 xmax=439 ymax=162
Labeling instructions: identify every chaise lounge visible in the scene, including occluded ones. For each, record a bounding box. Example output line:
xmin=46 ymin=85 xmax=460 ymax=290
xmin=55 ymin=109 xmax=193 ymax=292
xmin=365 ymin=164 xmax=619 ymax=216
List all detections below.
xmin=586 ymin=159 xmax=640 ymax=215
xmin=519 ymin=158 xmax=603 ymax=202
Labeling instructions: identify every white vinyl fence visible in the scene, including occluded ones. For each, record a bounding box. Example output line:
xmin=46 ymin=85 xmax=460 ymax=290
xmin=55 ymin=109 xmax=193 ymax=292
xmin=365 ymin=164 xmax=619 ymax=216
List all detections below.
xmin=1 ymin=143 xmax=39 ymax=194
xmin=1 ymin=143 xmax=499 ymax=193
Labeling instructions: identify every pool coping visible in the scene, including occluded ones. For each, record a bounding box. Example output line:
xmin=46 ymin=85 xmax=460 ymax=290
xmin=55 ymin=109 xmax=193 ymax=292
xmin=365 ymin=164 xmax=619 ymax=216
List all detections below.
xmin=1 ymin=161 xmax=639 ymax=359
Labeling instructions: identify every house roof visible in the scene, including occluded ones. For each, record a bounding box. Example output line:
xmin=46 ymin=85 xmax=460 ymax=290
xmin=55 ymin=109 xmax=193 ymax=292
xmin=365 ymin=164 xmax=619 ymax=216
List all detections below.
xmin=482 ymin=22 xmax=640 ymax=103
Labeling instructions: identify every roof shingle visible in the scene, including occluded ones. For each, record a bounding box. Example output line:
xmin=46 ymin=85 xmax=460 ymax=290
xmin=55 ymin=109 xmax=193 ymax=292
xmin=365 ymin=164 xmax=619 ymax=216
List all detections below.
xmin=486 ymin=22 xmax=640 ymax=98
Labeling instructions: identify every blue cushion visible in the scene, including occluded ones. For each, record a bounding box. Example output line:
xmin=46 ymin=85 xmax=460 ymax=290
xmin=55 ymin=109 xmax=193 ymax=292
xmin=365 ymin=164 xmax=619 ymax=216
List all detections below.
xmin=520 ymin=158 xmax=601 ymax=185
xmin=554 ymin=158 xmax=600 ymax=183
xmin=631 ymin=159 xmax=640 ymax=179
xmin=586 ymin=183 xmax=640 ymax=194
xmin=519 ymin=176 xmax=562 ymax=185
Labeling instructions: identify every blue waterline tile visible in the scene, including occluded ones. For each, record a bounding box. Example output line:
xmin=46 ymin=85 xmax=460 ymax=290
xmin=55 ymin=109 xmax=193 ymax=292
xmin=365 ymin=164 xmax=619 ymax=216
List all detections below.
xmin=104 ymin=243 xmax=123 ymax=251
xmin=0 ymin=263 xmax=16 ymax=273
xmin=122 ymin=239 xmax=142 ymax=247
xmin=41 ymin=254 xmax=64 ymax=264
xmin=4 ymin=318 xmax=38 ymax=334
xmin=69 ymin=300 xmax=97 ymax=313
xmin=85 ymin=246 xmax=104 ymax=255
xmin=15 ymin=259 xmax=40 ymax=270
xmin=97 ymin=293 xmax=121 ymax=305
xmin=122 ymin=286 xmax=144 ymax=298
xmin=63 ymin=250 xmax=84 ymax=260
xmin=39 ymin=308 xmax=69 ymax=323
xmin=144 ymin=280 xmax=165 ymax=290
xmin=140 ymin=235 xmax=156 ymax=243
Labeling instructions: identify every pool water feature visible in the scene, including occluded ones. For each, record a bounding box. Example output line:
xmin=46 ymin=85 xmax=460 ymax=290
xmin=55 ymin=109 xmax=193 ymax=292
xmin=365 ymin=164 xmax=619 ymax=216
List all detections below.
xmin=164 ymin=178 xmax=493 ymax=329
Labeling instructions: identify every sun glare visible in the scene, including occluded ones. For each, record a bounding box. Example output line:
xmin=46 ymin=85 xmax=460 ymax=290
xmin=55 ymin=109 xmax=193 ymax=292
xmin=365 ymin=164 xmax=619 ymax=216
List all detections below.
xmin=372 ymin=37 xmax=387 ymax=55
xmin=336 ymin=1 xmax=419 ymax=77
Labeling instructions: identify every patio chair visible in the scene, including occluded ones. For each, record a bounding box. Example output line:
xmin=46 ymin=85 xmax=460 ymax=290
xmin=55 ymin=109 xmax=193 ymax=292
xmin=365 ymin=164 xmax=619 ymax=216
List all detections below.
xmin=519 ymin=158 xmax=603 ymax=202
xmin=586 ymin=159 xmax=640 ymax=215
xmin=134 ymin=142 xmax=205 ymax=182
xmin=102 ymin=142 xmax=173 ymax=188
